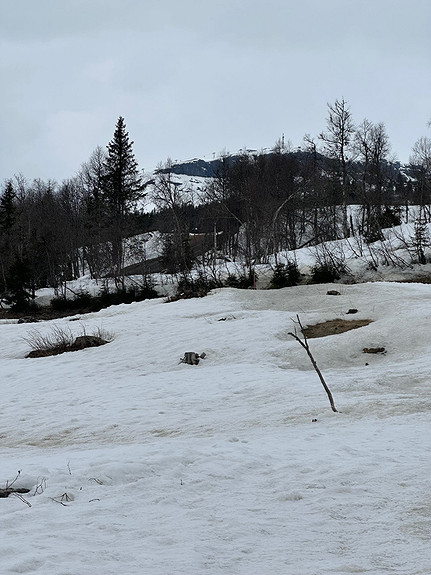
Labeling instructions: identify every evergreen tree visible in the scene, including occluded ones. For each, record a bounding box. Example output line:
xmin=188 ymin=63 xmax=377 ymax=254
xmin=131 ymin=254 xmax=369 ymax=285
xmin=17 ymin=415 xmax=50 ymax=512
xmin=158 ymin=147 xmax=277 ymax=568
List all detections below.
xmin=103 ymin=116 xmax=143 ymax=217
xmin=0 ymin=180 xmax=17 ymax=293
xmin=0 ymin=180 xmax=17 ymax=233
xmin=103 ymin=117 xmax=144 ymax=284
xmin=4 ymin=255 xmax=33 ymax=311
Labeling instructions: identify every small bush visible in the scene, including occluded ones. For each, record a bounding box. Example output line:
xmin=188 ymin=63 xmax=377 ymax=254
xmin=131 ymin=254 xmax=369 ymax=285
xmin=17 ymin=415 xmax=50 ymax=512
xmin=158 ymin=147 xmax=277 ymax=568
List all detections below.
xmin=224 ymin=271 xmax=256 ymax=289
xmin=269 ymin=261 xmax=300 ymax=289
xmin=132 ymin=281 xmax=161 ymax=302
xmin=166 ymin=269 xmax=257 ymax=303
xmin=51 ymin=290 xmax=93 ymax=312
xmin=171 ymin=272 xmax=220 ymax=301
xmin=310 ymin=262 xmax=345 ymax=284
xmin=51 ymin=283 xmax=159 ymax=313
xmin=380 ymin=207 xmax=401 ymax=228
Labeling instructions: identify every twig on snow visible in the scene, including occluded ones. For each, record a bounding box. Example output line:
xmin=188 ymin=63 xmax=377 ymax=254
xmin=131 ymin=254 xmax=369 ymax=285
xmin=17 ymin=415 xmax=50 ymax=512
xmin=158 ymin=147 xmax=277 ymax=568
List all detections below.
xmin=11 ymin=492 xmax=32 ymax=507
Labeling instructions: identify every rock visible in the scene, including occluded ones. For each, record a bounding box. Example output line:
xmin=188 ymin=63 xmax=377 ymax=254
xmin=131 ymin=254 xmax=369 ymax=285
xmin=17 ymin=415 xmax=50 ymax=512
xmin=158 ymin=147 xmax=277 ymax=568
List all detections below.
xmin=180 ymin=352 xmax=206 ymax=365
xmin=27 ymin=349 xmax=55 ymax=358
xmin=17 ymin=317 xmax=39 ymax=324
xmin=71 ymin=335 xmax=107 ymax=351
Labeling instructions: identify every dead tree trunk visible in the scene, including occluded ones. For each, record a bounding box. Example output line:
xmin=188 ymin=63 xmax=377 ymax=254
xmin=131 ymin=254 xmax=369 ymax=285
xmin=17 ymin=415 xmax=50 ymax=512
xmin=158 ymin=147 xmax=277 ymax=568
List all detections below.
xmin=289 ymin=315 xmax=338 ymax=413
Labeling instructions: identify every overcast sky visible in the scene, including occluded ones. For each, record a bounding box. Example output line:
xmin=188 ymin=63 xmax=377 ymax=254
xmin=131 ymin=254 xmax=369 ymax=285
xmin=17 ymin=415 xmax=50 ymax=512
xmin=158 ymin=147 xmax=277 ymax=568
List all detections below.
xmin=1 ymin=0 xmax=430 ymax=183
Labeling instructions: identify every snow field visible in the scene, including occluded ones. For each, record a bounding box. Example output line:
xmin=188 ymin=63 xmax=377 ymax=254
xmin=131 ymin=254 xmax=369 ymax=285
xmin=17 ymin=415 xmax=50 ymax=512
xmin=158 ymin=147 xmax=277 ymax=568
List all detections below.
xmin=1 ymin=283 xmax=431 ymax=574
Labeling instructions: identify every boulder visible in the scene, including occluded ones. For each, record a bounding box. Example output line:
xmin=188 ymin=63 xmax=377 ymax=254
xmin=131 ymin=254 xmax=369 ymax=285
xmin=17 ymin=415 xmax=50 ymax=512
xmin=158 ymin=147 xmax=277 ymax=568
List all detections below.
xmin=71 ymin=335 xmax=107 ymax=351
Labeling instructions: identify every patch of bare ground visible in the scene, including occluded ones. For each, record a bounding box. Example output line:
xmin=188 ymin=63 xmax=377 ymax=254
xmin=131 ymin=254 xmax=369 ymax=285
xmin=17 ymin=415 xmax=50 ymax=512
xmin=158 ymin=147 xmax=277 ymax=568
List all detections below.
xmin=398 ymin=275 xmax=431 ymax=284
xmin=0 ymin=308 xmax=83 ymax=322
xmin=303 ymin=318 xmax=373 ymax=339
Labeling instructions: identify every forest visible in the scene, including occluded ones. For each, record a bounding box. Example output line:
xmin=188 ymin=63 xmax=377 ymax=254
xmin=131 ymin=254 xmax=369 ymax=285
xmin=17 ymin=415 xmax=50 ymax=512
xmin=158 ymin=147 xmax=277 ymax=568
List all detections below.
xmin=1 ymin=99 xmax=430 ymax=309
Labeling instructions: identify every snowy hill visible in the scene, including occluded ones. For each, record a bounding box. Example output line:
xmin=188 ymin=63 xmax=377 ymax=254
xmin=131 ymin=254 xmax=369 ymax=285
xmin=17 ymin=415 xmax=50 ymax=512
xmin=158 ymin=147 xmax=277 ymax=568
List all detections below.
xmin=159 ymin=157 xmax=221 ymax=178
xmin=1 ymin=281 xmax=431 ymax=573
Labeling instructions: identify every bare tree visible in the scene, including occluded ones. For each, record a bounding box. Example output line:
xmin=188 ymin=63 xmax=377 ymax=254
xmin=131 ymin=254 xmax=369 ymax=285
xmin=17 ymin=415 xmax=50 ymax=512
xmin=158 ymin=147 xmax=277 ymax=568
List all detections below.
xmin=320 ymin=98 xmax=355 ymax=237
xmin=205 ymin=154 xmax=243 ymax=261
xmin=354 ymin=120 xmax=391 ymax=239
xmin=151 ymin=159 xmax=194 ymax=274
xmin=410 ymin=136 xmax=431 ymax=215
xmin=76 ymin=146 xmax=111 ymax=278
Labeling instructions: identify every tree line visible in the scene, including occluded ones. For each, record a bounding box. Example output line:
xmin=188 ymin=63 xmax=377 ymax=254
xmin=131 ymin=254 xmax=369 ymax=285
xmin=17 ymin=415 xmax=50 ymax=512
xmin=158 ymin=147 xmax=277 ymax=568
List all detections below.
xmin=0 ymin=117 xmax=146 ymax=308
xmin=1 ymin=101 xmax=430 ymax=307
xmin=153 ymin=99 xmax=430 ymax=275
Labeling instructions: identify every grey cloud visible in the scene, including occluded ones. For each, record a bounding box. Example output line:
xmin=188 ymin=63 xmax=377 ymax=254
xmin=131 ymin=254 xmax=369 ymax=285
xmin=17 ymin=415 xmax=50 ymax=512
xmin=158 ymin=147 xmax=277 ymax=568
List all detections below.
xmin=1 ymin=0 xmax=430 ymax=181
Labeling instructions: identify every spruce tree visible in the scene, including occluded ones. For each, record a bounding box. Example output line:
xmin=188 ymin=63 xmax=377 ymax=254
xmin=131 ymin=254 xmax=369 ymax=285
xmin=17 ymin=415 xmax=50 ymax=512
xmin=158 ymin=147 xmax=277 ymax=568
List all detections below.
xmin=0 ymin=180 xmax=16 ymax=233
xmin=103 ymin=116 xmax=143 ymax=216
xmin=0 ymin=180 xmax=17 ymax=294
xmin=103 ymin=117 xmax=144 ymax=284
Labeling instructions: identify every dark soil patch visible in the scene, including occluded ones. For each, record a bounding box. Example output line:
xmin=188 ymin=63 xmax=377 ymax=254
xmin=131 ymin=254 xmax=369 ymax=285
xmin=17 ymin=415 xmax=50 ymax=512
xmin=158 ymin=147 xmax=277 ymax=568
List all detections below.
xmin=303 ymin=318 xmax=373 ymax=339
xmin=398 ymin=276 xmax=431 ymax=284
xmin=363 ymin=346 xmax=385 ymax=354
xmin=0 ymin=307 xmax=86 ymax=322
xmin=0 ymin=487 xmax=30 ymax=498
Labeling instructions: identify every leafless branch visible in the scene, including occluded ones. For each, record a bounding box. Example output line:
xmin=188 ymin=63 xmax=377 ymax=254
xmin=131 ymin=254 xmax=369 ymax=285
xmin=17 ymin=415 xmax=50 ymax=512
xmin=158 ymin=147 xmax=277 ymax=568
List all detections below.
xmin=5 ymin=470 xmax=21 ymax=489
xmin=49 ymin=492 xmax=72 ymax=506
xmin=289 ymin=315 xmax=338 ymax=413
xmin=33 ymin=477 xmax=46 ymax=495
xmin=11 ymin=493 xmax=31 ymax=507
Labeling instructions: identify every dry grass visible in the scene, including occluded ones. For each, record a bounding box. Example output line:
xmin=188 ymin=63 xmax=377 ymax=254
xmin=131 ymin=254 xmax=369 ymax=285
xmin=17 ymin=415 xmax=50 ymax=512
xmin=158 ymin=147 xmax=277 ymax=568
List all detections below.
xmin=23 ymin=324 xmax=74 ymax=355
xmin=23 ymin=324 xmax=114 ymax=358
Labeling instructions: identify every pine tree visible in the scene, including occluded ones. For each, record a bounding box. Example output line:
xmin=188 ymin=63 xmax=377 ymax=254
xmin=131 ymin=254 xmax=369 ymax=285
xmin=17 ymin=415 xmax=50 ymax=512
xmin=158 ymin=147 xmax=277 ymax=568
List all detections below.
xmin=103 ymin=117 xmax=144 ymax=284
xmin=103 ymin=116 xmax=143 ymax=217
xmin=0 ymin=180 xmax=16 ymax=233
xmin=0 ymin=180 xmax=17 ymax=294
xmin=4 ymin=255 xmax=33 ymax=311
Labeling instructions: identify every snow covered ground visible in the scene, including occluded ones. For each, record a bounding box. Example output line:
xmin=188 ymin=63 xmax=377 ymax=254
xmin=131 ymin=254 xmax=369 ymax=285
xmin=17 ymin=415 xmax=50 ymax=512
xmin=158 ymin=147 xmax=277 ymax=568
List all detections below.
xmin=1 ymin=281 xmax=431 ymax=574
